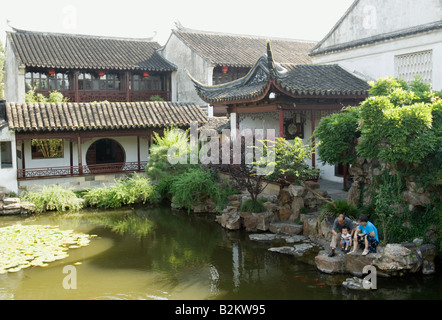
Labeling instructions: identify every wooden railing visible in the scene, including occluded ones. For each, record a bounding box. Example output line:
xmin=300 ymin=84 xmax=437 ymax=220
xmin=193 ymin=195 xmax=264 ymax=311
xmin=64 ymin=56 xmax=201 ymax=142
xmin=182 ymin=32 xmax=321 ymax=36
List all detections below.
xmin=17 ymin=161 xmax=148 ymax=180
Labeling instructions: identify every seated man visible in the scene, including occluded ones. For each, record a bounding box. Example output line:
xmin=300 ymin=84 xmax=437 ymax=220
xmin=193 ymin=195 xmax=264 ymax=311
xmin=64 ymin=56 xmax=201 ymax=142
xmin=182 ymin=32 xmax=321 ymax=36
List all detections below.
xmin=350 ymin=214 xmax=379 ymax=256
xmin=328 ymin=214 xmax=356 ymax=257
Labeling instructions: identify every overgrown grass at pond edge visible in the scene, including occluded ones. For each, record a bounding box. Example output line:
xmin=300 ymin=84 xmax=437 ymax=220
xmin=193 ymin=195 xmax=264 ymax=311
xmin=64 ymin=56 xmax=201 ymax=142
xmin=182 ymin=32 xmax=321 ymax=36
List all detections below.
xmin=21 ymin=174 xmax=160 ymax=213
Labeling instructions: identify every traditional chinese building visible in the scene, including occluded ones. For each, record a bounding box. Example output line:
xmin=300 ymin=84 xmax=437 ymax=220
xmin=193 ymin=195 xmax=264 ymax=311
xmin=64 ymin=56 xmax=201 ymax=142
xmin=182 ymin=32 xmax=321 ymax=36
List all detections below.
xmin=160 ymin=26 xmax=316 ymax=116
xmin=190 ymin=42 xmax=370 ymax=182
xmin=1 ymin=100 xmax=207 ymax=193
xmin=4 ymin=28 xmax=177 ymax=104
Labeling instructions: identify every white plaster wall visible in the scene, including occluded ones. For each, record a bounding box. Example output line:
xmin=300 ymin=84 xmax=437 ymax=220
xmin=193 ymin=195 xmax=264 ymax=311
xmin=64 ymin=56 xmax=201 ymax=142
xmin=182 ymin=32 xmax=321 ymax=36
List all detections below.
xmin=161 ymin=33 xmax=213 ymax=107
xmin=313 ymin=25 xmax=442 ymax=90
xmin=318 ymin=0 xmax=442 ymax=50
xmin=0 ymin=127 xmax=18 ymax=193
xmin=4 ymin=37 xmax=26 ymax=104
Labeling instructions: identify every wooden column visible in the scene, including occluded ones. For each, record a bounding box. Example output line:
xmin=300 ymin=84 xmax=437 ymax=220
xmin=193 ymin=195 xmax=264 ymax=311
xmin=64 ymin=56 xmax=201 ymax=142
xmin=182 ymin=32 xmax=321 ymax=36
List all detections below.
xmin=70 ymin=141 xmax=74 ymax=176
xmin=279 ymin=109 xmax=284 ymax=138
xmin=74 ymin=71 xmax=79 ymax=102
xmin=77 ymin=134 xmax=83 ymax=175
xmin=311 ymin=110 xmax=316 ymax=168
xmin=21 ymin=142 xmax=26 ymax=179
xmin=125 ymin=71 xmax=131 ymax=102
xmin=137 ymin=135 xmax=141 ymax=171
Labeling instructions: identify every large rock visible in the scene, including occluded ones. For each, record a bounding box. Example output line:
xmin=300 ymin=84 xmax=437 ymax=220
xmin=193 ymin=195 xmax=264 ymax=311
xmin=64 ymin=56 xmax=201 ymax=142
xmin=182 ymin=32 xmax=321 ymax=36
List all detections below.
xmin=318 ymin=216 xmax=334 ymax=241
xmin=347 ymin=181 xmax=361 ymax=206
xmin=3 ymin=198 xmax=20 ymax=205
xmin=241 ymin=212 xmax=258 ymax=232
xmin=216 ymin=212 xmax=241 ymax=230
xmin=288 ymin=185 xmax=307 ymax=198
xmin=278 ymin=206 xmax=292 ymax=221
xmin=315 ymin=250 xmax=345 ymax=274
xmin=301 ymin=213 xmax=320 ymax=237
xmin=269 ymin=222 xmax=303 ymax=235
xmin=241 ymin=212 xmax=274 ymax=232
xmin=249 ymin=233 xmax=307 ymax=243
xmin=345 ymin=251 xmax=380 ymax=277
xmin=372 ymin=244 xmax=420 ymax=276
xmin=290 ymin=197 xmax=304 ymax=222
xmin=342 ymin=277 xmax=374 ymax=291
xmin=269 ymin=242 xmax=317 ymax=257
xmin=277 ymin=189 xmax=292 ymax=205
xmin=415 ymin=244 xmax=437 ymax=275
xmin=401 ymin=191 xmax=431 ymax=206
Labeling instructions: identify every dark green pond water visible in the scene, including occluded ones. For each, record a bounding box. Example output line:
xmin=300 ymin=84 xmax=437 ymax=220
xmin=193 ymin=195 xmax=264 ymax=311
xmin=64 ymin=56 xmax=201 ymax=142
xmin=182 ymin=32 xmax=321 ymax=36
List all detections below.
xmin=0 ymin=206 xmax=441 ymax=300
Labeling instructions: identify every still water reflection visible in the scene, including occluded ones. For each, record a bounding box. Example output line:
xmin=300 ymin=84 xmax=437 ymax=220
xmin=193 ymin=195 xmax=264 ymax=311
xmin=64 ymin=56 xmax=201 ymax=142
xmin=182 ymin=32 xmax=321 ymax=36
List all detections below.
xmin=0 ymin=206 xmax=441 ymax=300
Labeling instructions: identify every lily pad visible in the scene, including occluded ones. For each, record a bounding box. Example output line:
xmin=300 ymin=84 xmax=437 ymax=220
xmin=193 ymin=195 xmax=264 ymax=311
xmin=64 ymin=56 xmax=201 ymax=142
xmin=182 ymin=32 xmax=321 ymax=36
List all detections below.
xmin=0 ymin=224 xmax=95 ymax=274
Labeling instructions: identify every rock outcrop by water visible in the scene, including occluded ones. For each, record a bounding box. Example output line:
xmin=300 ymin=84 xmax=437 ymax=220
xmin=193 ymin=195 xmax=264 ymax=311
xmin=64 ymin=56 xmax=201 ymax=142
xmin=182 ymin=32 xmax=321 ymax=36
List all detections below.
xmin=315 ymin=243 xmax=437 ymax=277
xmin=0 ymin=188 xmax=35 ymax=216
xmin=208 ymin=183 xmax=438 ymax=278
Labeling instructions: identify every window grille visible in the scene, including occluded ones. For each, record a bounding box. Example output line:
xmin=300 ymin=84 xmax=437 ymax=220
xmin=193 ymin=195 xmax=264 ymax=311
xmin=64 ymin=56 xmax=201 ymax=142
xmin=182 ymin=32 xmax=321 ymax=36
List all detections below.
xmin=394 ymin=50 xmax=433 ymax=85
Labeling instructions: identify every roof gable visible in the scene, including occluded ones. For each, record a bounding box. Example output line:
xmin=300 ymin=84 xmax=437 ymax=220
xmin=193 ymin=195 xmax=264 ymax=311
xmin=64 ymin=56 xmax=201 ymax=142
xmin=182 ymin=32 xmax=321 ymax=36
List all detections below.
xmin=173 ymin=29 xmax=316 ymax=68
xmin=7 ymin=29 xmax=177 ymax=71
xmin=311 ymin=0 xmax=442 ymax=56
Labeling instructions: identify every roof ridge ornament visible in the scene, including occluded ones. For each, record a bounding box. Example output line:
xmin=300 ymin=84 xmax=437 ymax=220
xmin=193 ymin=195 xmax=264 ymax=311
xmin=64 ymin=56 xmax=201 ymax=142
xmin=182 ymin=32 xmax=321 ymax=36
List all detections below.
xmin=266 ymin=41 xmax=277 ymax=79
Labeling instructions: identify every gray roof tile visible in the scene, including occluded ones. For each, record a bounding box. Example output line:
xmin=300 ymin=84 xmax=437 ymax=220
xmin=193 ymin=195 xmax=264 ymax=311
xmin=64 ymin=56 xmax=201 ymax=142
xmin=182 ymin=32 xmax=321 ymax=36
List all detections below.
xmin=173 ymin=29 xmax=316 ymax=68
xmin=7 ymin=101 xmax=207 ymax=132
xmin=7 ymin=29 xmax=177 ymax=71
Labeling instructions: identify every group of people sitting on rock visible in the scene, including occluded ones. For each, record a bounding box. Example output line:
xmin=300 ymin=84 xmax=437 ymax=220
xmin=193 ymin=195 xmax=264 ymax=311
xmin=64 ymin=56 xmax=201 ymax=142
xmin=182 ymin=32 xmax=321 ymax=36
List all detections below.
xmin=328 ymin=214 xmax=379 ymax=257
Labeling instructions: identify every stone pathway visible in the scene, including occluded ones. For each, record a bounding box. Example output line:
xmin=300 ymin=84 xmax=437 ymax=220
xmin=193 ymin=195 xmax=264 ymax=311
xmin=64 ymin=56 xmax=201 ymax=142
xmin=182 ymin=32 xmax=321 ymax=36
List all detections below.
xmin=317 ymin=179 xmax=348 ymax=200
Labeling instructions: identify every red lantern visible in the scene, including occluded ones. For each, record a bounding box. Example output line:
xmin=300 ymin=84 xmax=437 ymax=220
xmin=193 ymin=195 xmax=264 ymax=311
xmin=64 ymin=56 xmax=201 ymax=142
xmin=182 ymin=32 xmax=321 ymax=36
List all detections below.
xmin=143 ymin=71 xmax=149 ymax=78
xmin=98 ymin=71 xmax=105 ymax=78
xmin=222 ymin=66 xmax=228 ymax=74
xmin=48 ymin=69 xmax=56 ymax=76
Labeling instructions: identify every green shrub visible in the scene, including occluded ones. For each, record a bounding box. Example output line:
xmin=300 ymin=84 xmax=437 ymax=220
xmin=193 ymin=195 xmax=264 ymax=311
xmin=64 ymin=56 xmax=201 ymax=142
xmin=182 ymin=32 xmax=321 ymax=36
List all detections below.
xmin=320 ymin=199 xmax=358 ymax=220
xmin=83 ymin=174 xmax=158 ymax=209
xmin=169 ymin=168 xmax=219 ymax=212
xmin=22 ymin=185 xmax=83 ymax=213
xmin=145 ymin=126 xmax=192 ymax=181
xmin=240 ymin=198 xmax=267 ymax=213
xmin=166 ymin=167 xmax=239 ymax=213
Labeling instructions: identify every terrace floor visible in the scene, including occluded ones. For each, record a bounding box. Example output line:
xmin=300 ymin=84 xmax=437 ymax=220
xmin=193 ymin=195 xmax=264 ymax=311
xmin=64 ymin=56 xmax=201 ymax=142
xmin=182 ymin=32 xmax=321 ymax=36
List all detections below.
xmin=318 ymin=179 xmax=348 ymax=200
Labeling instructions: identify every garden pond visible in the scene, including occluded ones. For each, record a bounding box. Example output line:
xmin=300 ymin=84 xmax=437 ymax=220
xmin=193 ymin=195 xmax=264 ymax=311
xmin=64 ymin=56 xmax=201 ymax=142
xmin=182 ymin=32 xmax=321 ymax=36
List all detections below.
xmin=0 ymin=206 xmax=441 ymax=300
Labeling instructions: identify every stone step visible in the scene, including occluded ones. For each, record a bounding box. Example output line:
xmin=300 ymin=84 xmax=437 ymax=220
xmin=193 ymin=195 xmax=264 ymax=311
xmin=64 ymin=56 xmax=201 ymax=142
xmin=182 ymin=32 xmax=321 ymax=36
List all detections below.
xmin=268 ymin=242 xmax=317 ymax=257
xmin=3 ymin=198 xmax=20 ymax=205
xmin=269 ymin=221 xmax=303 ymax=235
xmin=249 ymin=233 xmax=307 ymax=243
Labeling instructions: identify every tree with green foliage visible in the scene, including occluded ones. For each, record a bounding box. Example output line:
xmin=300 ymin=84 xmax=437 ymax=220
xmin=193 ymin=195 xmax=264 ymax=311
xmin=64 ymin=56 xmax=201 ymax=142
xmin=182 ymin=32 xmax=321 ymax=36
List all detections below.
xmin=25 ymin=88 xmax=69 ymax=103
xmin=315 ymin=76 xmax=442 ymax=245
xmin=145 ymin=126 xmax=192 ymax=181
xmin=315 ymin=76 xmax=441 ymax=185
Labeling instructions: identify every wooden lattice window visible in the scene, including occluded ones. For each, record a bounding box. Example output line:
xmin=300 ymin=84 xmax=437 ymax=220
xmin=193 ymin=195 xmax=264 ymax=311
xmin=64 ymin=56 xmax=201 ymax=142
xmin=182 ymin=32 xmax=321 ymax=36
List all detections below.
xmin=395 ymin=50 xmax=433 ymax=85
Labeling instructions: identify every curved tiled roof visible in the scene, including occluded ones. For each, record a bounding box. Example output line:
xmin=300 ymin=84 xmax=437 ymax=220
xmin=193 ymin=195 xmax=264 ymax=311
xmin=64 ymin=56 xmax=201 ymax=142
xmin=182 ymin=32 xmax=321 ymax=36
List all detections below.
xmin=7 ymin=101 xmax=207 ymax=132
xmin=191 ymin=42 xmax=370 ymax=104
xmin=7 ymin=29 xmax=177 ymax=71
xmin=173 ymin=29 xmax=315 ymax=68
